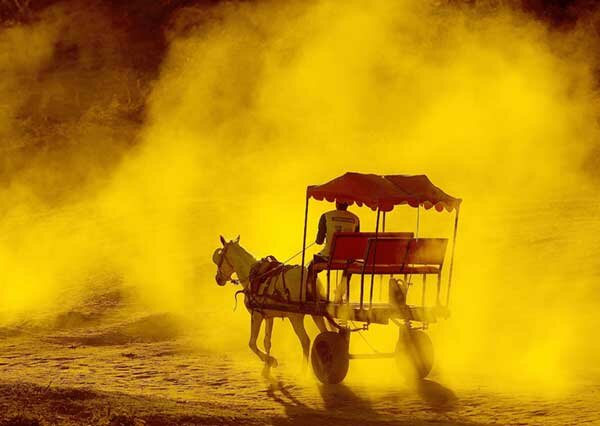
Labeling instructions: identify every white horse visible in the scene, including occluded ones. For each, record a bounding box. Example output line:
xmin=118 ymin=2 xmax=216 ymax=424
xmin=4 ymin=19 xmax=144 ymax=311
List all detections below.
xmin=212 ymin=236 xmax=328 ymax=373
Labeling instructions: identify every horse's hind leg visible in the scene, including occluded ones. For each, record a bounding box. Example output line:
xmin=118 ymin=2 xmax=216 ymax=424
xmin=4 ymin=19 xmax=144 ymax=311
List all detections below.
xmin=311 ymin=315 xmax=328 ymax=333
xmin=289 ymin=314 xmax=310 ymax=371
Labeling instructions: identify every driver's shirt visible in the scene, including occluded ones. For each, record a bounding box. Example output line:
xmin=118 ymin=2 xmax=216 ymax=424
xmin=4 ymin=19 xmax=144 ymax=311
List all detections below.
xmin=316 ymin=210 xmax=360 ymax=257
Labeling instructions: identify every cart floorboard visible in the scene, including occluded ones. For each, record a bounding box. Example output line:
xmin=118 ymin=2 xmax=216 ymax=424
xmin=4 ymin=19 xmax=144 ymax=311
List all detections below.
xmin=246 ymin=300 xmax=449 ymax=324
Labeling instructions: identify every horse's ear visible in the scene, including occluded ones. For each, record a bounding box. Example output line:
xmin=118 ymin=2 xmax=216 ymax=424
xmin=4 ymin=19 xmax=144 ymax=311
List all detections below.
xmin=220 ymin=235 xmax=226 ymax=245
xmin=235 ymin=235 xmax=240 ymax=243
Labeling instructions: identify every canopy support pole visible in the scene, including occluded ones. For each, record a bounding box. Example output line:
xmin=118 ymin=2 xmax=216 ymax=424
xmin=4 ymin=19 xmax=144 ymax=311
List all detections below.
xmin=379 ymin=211 xmax=386 ymax=299
xmin=299 ymin=194 xmax=309 ymax=303
xmin=446 ymin=206 xmax=460 ymax=307
xmin=368 ymin=209 xmax=381 ymax=309
xmin=416 ymin=206 xmax=420 ymax=238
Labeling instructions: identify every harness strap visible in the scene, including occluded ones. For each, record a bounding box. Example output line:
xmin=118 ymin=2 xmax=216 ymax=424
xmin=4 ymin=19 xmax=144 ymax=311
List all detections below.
xmin=279 ymin=266 xmax=293 ymax=303
xmin=233 ymin=242 xmax=317 ymax=285
xmin=222 ymin=242 xmax=318 ymax=310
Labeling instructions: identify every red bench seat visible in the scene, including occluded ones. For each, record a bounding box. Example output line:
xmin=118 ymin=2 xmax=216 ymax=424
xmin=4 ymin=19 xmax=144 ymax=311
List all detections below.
xmin=342 ymin=237 xmax=449 ymax=308
xmin=314 ymin=231 xmax=414 ymax=273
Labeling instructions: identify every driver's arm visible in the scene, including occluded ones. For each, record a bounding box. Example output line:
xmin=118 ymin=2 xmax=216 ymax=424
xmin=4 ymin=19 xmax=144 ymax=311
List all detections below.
xmin=316 ymin=214 xmax=326 ymax=244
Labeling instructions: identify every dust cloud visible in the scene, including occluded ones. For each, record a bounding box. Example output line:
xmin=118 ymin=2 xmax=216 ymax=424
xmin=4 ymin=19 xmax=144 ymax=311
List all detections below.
xmin=1 ymin=0 xmax=600 ymax=396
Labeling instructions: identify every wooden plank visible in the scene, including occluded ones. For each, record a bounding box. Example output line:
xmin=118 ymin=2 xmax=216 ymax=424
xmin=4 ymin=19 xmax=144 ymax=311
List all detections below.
xmin=245 ymin=300 xmax=450 ymax=325
xmin=349 ymin=353 xmax=396 ymax=360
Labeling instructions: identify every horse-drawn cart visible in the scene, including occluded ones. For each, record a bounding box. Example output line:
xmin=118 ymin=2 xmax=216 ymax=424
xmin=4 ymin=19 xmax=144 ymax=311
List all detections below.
xmin=214 ymin=172 xmax=461 ymax=384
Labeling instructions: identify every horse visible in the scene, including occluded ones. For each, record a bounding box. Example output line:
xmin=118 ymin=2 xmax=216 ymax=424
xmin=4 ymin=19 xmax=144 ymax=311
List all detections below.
xmin=212 ymin=235 xmax=328 ymax=373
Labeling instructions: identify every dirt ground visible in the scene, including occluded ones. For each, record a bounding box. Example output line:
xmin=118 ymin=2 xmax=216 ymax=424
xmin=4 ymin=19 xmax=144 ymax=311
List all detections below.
xmin=1 ymin=300 xmax=599 ymax=426
xmin=3 ymin=198 xmax=600 ymax=425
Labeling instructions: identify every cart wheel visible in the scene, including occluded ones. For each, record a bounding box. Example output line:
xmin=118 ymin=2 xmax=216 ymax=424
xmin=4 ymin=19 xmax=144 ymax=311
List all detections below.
xmin=395 ymin=329 xmax=434 ymax=379
xmin=311 ymin=331 xmax=349 ymax=384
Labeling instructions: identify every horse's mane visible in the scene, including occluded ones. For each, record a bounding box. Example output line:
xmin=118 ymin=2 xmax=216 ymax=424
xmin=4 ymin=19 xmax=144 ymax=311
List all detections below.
xmin=234 ymin=242 xmax=258 ymax=265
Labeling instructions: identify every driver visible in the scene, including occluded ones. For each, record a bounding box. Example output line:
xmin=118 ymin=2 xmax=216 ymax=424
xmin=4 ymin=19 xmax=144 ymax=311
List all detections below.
xmin=306 ymin=201 xmax=360 ymax=301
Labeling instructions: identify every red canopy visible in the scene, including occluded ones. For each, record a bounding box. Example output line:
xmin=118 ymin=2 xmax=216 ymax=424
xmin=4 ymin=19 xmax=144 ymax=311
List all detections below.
xmin=307 ymin=172 xmax=461 ymax=212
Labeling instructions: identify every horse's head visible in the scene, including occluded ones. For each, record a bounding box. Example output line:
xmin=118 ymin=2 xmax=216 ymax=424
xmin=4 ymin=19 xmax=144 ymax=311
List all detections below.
xmin=212 ymin=235 xmax=240 ymax=286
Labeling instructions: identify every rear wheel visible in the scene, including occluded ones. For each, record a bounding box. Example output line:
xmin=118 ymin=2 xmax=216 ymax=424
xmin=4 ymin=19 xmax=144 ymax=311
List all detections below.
xmin=395 ymin=329 xmax=434 ymax=379
xmin=311 ymin=331 xmax=349 ymax=384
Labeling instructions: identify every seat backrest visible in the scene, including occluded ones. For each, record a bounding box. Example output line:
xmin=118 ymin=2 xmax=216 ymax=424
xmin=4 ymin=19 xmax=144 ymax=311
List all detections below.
xmin=356 ymin=232 xmax=414 ymax=239
xmin=363 ymin=237 xmax=411 ymax=266
xmin=329 ymin=232 xmax=414 ymax=263
xmin=329 ymin=233 xmax=370 ymax=263
xmin=405 ymin=238 xmax=448 ymax=266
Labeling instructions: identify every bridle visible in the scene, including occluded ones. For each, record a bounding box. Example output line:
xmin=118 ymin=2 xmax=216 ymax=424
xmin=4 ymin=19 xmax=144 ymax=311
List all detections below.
xmin=215 ymin=243 xmax=240 ymax=286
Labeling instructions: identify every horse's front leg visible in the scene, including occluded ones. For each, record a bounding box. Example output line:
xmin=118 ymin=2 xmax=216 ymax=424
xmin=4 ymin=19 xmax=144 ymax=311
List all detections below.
xmin=289 ymin=314 xmax=310 ymax=372
xmin=263 ymin=317 xmax=278 ymax=367
xmin=261 ymin=317 xmax=278 ymax=378
xmin=249 ymin=311 xmax=268 ymax=363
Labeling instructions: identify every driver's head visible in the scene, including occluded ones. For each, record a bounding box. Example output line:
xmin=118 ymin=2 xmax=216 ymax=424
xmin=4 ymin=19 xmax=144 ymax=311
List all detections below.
xmin=336 ymin=201 xmax=349 ymax=210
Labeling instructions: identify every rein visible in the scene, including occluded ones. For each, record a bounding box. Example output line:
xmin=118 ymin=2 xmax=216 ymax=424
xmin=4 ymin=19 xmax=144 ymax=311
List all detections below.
xmin=218 ymin=242 xmax=317 ymax=311
xmin=223 ymin=241 xmax=316 ymax=285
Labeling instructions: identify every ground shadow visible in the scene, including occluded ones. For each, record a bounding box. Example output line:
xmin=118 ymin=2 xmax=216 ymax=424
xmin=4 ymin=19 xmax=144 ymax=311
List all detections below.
xmin=266 ymin=377 xmax=382 ymax=426
xmin=416 ymin=379 xmax=457 ymax=412
xmin=317 ymin=381 xmax=378 ymax=418
xmin=265 ymin=374 xmax=468 ymax=426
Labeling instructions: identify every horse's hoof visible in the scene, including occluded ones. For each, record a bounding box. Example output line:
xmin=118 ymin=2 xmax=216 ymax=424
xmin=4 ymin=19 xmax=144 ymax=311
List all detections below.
xmin=262 ymin=364 xmax=271 ymax=379
xmin=266 ymin=356 xmax=279 ymax=368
